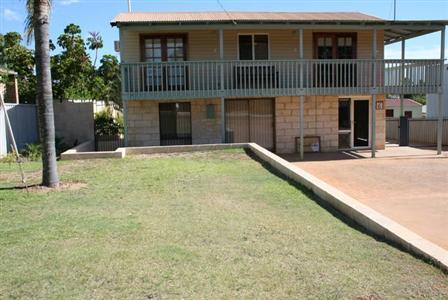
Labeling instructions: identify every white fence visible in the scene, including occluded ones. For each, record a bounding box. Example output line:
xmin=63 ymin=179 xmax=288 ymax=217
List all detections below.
xmin=0 ymin=104 xmax=39 ymax=156
xmin=122 ymin=59 xmax=442 ymax=100
xmin=386 ymin=118 xmax=448 ymax=146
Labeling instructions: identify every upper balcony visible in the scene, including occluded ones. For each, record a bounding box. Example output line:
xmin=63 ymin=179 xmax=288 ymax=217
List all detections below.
xmin=113 ymin=12 xmax=447 ymax=101
xmin=121 ymin=59 xmax=443 ymax=100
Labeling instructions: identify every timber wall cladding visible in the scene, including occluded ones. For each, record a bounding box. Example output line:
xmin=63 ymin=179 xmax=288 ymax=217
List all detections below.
xmin=120 ymin=28 xmax=384 ymax=62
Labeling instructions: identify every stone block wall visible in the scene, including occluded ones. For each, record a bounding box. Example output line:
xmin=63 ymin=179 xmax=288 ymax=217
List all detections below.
xmin=126 ymin=95 xmax=385 ymax=152
xmin=191 ymin=98 xmax=222 ymax=144
xmin=126 ymin=99 xmax=222 ymax=147
xmin=126 ymin=101 xmax=159 ymax=146
xmin=275 ymin=96 xmax=300 ymax=153
xmin=275 ymin=95 xmax=385 ymax=154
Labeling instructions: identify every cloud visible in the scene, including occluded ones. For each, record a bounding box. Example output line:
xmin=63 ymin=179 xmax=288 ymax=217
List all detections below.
xmin=58 ymin=0 xmax=80 ymax=5
xmin=3 ymin=8 xmax=21 ymax=21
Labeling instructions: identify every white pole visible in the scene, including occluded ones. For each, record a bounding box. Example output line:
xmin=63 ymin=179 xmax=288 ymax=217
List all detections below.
xmin=437 ymin=27 xmax=445 ymax=155
xmin=127 ymin=0 xmax=132 ymax=12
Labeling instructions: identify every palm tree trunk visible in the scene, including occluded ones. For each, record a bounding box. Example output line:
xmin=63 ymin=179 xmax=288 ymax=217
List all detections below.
xmin=34 ymin=0 xmax=59 ymax=187
xmin=93 ymin=49 xmax=98 ymax=68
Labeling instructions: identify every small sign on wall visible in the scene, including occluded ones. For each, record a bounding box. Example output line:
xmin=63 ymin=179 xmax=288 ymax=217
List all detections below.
xmin=376 ymin=101 xmax=384 ymax=110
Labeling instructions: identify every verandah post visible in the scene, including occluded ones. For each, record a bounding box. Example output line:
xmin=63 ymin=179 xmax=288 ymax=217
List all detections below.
xmin=437 ymin=26 xmax=445 ymax=155
xmin=371 ymin=29 xmax=378 ymax=158
xmin=400 ymin=39 xmax=405 ymax=117
xmin=299 ymin=28 xmax=305 ymax=160
xmin=219 ymin=29 xmax=226 ymax=143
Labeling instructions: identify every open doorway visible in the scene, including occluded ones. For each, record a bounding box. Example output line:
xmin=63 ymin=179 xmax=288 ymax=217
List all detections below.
xmin=338 ymin=98 xmax=370 ymax=149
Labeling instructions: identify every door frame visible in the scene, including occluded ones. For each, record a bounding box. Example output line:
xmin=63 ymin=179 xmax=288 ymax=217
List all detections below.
xmin=351 ymin=97 xmax=371 ymax=149
xmin=338 ymin=96 xmax=371 ymax=149
xmin=224 ymin=98 xmax=276 ymax=152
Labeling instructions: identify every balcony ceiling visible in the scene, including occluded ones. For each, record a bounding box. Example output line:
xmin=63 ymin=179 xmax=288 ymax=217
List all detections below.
xmin=111 ymin=11 xmax=448 ymax=45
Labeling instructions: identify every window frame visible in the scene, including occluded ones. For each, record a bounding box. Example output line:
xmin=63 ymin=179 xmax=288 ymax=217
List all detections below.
xmin=237 ymin=33 xmax=270 ymax=60
xmin=404 ymin=111 xmax=413 ymax=119
xmin=313 ymin=32 xmax=357 ymax=59
xmin=140 ymin=33 xmax=188 ymax=62
xmin=386 ymin=109 xmax=394 ymax=118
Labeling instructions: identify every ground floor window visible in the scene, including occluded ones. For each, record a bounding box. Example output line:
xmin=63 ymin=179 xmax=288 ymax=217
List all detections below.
xmin=386 ymin=109 xmax=394 ymax=118
xmin=159 ymin=102 xmax=192 ymax=145
xmin=405 ymin=111 xmax=413 ymax=118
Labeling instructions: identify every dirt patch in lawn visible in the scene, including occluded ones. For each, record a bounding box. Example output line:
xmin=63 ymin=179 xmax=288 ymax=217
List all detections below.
xmin=133 ymin=149 xmax=251 ymax=161
xmin=21 ymin=181 xmax=87 ymax=193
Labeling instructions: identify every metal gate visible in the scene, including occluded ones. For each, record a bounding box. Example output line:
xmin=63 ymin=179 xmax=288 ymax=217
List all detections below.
xmin=225 ymin=99 xmax=274 ymax=150
xmin=159 ymin=102 xmax=192 ymax=145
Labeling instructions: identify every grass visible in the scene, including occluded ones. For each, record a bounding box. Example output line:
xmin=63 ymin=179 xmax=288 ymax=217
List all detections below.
xmin=0 ymin=149 xmax=447 ymax=299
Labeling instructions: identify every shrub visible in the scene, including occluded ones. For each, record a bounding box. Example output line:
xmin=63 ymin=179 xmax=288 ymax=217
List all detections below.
xmin=1 ymin=151 xmax=18 ymax=164
xmin=21 ymin=143 xmax=42 ymax=161
xmin=94 ymin=107 xmax=124 ymax=136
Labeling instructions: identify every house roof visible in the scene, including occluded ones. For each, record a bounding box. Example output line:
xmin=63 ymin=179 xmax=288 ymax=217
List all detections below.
xmin=386 ymin=98 xmax=423 ymax=108
xmin=112 ymin=11 xmax=382 ymax=23
xmin=111 ymin=11 xmax=448 ymax=44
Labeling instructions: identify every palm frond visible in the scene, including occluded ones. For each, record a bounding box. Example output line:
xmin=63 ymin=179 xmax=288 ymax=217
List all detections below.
xmin=24 ymin=0 xmax=52 ymax=45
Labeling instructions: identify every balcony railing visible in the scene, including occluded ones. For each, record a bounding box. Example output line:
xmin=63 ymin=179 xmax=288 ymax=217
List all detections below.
xmin=121 ymin=59 xmax=443 ymax=100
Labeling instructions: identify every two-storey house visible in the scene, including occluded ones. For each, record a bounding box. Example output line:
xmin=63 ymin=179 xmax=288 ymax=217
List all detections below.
xmin=111 ymin=12 xmax=446 ymax=158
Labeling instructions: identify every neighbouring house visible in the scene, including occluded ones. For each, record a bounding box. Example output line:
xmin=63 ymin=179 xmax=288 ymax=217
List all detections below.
xmin=111 ymin=11 xmax=446 ymax=156
xmin=385 ymin=98 xmax=423 ymax=119
xmin=0 ymin=67 xmax=19 ymax=104
xmin=427 ymin=64 xmax=448 ymax=118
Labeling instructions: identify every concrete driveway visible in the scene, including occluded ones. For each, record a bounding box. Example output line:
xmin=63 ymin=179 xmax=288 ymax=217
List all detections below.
xmin=285 ymin=147 xmax=448 ymax=250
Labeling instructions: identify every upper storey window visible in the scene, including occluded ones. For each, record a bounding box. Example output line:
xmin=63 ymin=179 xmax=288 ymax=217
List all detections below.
xmin=314 ymin=33 xmax=356 ymax=59
xmin=238 ymin=34 xmax=269 ymax=60
xmin=141 ymin=35 xmax=186 ymax=62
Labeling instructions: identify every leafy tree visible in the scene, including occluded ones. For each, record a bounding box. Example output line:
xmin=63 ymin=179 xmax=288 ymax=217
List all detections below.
xmin=96 ymin=54 xmax=121 ymax=107
xmin=0 ymin=32 xmax=36 ymax=103
xmin=25 ymin=0 xmax=59 ymax=187
xmin=51 ymin=23 xmax=94 ymax=100
xmin=87 ymin=32 xmax=103 ymax=68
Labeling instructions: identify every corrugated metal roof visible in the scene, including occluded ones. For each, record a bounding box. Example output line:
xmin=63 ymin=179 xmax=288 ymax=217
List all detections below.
xmin=386 ymin=98 xmax=423 ymax=107
xmin=112 ymin=11 xmax=383 ymax=24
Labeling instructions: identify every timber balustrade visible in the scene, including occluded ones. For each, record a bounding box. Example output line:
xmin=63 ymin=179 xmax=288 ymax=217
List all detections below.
xmin=121 ymin=59 xmax=443 ymax=100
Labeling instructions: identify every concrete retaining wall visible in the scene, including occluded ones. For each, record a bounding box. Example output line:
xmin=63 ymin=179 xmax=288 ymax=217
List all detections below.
xmin=247 ymin=143 xmax=448 ymax=272
xmin=54 ymin=101 xmax=94 ymax=147
xmin=60 ymin=140 xmax=124 ymax=160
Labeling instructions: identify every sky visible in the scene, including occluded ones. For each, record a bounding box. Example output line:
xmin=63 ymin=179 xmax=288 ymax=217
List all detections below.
xmin=0 ymin=0 xmax=447 ymax=61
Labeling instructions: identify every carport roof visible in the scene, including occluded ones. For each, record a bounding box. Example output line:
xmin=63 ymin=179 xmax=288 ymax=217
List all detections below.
xmin=111 ymin=11 xmax=448 ymax=45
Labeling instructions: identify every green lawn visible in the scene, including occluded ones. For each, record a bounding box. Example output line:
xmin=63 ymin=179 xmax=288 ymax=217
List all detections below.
xmin=0 ymin=149 xmax=447 ymax=299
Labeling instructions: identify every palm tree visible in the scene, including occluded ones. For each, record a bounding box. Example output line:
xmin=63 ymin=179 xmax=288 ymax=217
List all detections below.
xmin=26 ymin=0 xmax=59 ymax=188
xmin=87 ymin=32 xmax=103 ymax=68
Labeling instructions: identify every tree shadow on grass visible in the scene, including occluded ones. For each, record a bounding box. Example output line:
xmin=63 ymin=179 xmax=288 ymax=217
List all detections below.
xmin=0 ymin=182 xmax=86 ymax=193
xmin=244 ymin=148 xmax=445 ymax=272
xmin=0 ymin=184 xmax=39 ymax=191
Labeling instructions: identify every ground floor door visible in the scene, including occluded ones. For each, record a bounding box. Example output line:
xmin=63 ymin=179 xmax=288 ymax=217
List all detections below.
xmin=353 ymin=100 xmax=369 ymax=147
xmin=225 ymin=99 xmax=274 ymax=150
xmin=338 ymin=98 xmax=370 ymax=149
xmin=159 ymin=102 xmax=192 ymax=145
